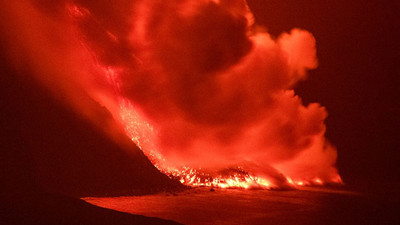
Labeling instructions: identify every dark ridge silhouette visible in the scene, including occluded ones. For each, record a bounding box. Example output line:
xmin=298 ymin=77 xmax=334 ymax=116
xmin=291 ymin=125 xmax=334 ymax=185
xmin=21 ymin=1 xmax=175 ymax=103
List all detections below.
xmin=0 ymin=51 xmax=184 ymax=224
xmin=0 ymin=59 xmax=183 ymax=197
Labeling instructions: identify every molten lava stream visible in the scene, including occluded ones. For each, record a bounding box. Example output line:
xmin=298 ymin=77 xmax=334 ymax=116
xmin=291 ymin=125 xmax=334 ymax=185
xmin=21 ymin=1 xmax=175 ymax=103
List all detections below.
xmin=67 ymin=2 xmax=343 ymax=191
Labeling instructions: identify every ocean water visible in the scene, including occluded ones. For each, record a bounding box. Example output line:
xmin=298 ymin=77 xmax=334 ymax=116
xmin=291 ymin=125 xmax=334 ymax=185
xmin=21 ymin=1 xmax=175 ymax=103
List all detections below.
xmin=83 ymin=187 xmax=397 ymax=225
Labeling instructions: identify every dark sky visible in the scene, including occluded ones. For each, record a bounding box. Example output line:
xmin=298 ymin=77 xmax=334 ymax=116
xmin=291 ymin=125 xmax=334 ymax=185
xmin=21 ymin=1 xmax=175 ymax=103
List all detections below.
xmin=248 ymin=0 xmax=399 ymax=186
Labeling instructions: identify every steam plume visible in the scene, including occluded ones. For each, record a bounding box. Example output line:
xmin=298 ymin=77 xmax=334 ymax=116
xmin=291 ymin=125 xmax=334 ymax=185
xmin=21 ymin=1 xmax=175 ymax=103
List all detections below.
xmin=0 ymin=0 xmax=341 ymax=186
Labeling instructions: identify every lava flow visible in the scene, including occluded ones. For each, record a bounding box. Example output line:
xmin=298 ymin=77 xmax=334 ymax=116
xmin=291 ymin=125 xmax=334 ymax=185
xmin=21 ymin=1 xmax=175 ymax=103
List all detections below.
xmin=73 ymin=0 xmax=342 ymax=189
xmin=4 ymin=0 xmax=342 ymax=189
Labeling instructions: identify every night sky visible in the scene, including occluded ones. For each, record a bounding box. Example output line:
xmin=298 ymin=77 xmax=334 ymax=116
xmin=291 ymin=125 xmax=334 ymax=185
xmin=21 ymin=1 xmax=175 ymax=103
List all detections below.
xmin=248 ymin=0 xmax=399 ymax=187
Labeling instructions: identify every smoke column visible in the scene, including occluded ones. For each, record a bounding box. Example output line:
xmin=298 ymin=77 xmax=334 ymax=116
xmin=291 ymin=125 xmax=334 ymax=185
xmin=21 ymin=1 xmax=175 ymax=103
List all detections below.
xmin=0 ymin=0 xmax=341 ymax=187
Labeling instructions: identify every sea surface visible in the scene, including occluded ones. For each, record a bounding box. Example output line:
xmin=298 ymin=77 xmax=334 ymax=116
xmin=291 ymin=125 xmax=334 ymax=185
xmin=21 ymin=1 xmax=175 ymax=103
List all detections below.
xmin=83 ymin=187 xmax=397 ymax=225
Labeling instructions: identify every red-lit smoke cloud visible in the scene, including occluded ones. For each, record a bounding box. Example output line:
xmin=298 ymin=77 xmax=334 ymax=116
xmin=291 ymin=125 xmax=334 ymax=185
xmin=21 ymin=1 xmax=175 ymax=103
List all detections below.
xmin=0 ymin=0 xmax=340 ymax=184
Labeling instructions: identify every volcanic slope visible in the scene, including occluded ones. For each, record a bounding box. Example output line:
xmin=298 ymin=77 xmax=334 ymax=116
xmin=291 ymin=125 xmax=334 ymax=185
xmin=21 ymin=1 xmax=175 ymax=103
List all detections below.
xmin=0 ymin=57 xmax=183 ymax=224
